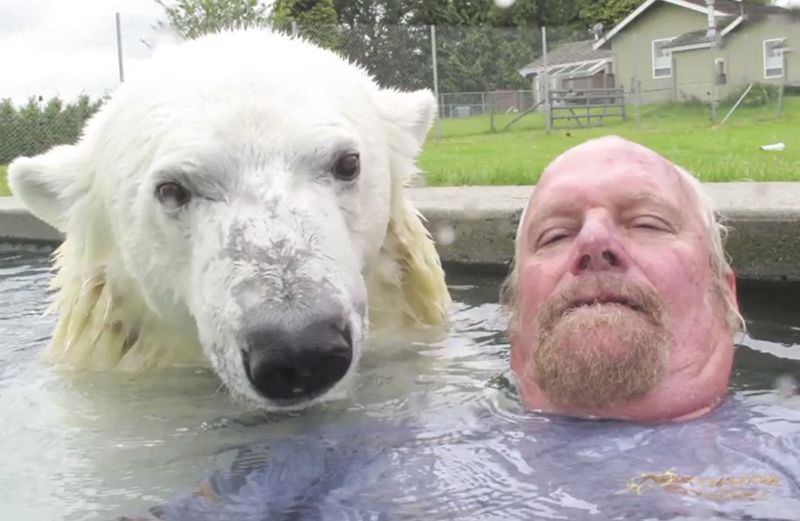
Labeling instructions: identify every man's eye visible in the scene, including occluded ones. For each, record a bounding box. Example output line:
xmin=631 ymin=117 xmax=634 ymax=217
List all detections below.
xmin=538 ymin=231 xmax=569 ymax=247
xmin=631 ymin=217 xmax=670 ymax=231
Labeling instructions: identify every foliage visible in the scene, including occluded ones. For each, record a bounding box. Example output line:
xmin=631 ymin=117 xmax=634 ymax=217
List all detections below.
xmin=331 ymin=0 xmax=581 ymax=28
xmin=148 ymin=0 xmax=633 ymax=98
xmin=155 ymin=0 xmax=270 ymax=39
xmin=721 ymin=82 xmax=782 ymax=108
xmin=271 ymin=0 xmax=342 ymax=49
xmin=785 ymin=85 xmax=800 ymax=97
xmin=576 ymin=0 xmax=641 ymax=31
xmin=0 ymin=165 xmax=7 ymax=197
xmin=0 ymin=95 xmax=104 ymax=167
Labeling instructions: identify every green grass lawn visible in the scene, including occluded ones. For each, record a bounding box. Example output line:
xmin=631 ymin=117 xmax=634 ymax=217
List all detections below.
xmin=1 ymin=98 xmax=797 ymax=195
xmin=420 ymin=97 xmax=800 ymax=185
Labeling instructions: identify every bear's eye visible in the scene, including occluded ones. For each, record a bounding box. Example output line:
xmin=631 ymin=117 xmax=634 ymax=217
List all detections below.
xmin=155 ymin=181 xmax=191 ymax=209
xmin=332 ymin=153 xmax=360 ymax=181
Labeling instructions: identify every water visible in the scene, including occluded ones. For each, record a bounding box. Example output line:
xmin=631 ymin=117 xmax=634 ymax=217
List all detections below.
xmin=0 ymin=248 xmax=799 ymax=520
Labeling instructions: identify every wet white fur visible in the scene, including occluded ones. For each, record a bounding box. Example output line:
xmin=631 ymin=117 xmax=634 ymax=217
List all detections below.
xmin=8 ymin=29 xmax=452 ymax=410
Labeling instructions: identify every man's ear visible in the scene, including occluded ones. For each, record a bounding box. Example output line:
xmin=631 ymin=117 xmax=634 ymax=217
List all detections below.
xmin=374 ymin=87 xmax=437 ymax=148
xmin=8 ymin=144 xmax=89 ymax=232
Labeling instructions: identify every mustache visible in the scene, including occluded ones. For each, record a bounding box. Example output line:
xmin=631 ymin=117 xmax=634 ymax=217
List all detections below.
xmin=539 ymin=273 xmax=668 ymax=327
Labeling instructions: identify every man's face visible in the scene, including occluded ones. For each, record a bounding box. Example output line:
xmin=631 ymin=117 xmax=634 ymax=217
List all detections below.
xmin=510 ymin=137 xmax=737 ymax=422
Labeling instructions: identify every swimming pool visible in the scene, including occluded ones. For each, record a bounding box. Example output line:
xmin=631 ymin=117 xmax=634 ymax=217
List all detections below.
xmin=1 ymin=247 xmax=799 ymax=520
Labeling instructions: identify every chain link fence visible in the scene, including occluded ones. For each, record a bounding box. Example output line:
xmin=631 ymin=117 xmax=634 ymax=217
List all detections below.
xmin=1 ymin=11 xmax=798 ymax=169
xmin=0 ymin=13 xmax=580 ymax=165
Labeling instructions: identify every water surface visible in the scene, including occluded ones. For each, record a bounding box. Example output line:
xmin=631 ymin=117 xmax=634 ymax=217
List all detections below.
xmin=0 ymin=248 xmax=798 ymax=520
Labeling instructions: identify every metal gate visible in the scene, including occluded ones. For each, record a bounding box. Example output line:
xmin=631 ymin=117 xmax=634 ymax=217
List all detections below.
xmin=547 ymin=87 xmax=627 ymax=129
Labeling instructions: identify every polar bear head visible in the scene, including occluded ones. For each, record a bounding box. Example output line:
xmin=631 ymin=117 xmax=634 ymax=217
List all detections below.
xmin=9 ymin=29 xmax=450 ymax=410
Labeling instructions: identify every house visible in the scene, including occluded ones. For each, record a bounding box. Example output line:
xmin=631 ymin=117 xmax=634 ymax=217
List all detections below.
xmin=518 ymin=40 xmax=615 ymax=106
xmin=598 ymin=0 xmax=800 ymax=104
xmin=522 ymin=0 xmax=800 ymax=105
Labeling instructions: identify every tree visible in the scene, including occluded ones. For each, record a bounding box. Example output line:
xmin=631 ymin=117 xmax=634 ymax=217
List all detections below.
xmin=575 ymin=0 xmax=643 ymax=30
xmin=0 ymin=95 xmax=104 ymax=165
xmin=271 ymin=0 xmax=342 ymax=49
xmin=154 ymin=0 xmax=271 ymax=39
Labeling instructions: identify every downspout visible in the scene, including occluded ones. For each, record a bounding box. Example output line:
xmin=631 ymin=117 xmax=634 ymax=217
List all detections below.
xmin=706 ymin=0 xmax=718 ymax=123
xmin=705 ymin=0 xmax=717 ymax=41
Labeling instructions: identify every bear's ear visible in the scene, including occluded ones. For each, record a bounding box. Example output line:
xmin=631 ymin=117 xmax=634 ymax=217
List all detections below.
xmin=375 ymin=88 xmax=437 ymax=147
xmin=8 ymin=143 xmax=89 ymax=232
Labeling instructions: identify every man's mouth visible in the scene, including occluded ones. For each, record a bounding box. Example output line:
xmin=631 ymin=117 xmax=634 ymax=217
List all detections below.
xmin=564 ymin=296 xmax=644 ymax=313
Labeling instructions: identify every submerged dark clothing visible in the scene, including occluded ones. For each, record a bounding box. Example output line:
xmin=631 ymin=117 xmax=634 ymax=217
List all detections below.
xmin=146 ymin=392 xmax=800 ymax=521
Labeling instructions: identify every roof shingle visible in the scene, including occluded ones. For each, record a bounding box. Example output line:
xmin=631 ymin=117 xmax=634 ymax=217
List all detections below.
xmin=521 ymin=40 xmax=612 ymax=72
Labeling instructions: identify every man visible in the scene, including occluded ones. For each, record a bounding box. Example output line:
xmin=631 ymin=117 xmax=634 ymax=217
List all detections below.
xmin=503 ymin=134 xmax=744 ymax=423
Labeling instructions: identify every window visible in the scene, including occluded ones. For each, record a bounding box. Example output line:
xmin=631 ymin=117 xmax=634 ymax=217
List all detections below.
xmin=652 ymin=38 xmax=675 ymax=78
xmin=764 ymin=38 xmax=786 ymax=79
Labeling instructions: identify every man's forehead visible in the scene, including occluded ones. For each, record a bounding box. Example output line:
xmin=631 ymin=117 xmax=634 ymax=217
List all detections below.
xmin=531 ymin=138 xmax=686 ymax=208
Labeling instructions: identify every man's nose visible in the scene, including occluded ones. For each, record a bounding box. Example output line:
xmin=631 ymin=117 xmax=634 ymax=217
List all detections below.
xmin=571 ymin=218 xmax=628 ymax=274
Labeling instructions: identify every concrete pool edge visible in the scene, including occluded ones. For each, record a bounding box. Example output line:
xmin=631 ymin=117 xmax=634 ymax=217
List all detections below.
xmin=1 ymin=183 xmax=799 ymax=281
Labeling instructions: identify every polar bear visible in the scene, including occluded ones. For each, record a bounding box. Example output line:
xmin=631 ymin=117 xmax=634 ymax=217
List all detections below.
xmin=8 ymin=29 xmax=452 ymax=411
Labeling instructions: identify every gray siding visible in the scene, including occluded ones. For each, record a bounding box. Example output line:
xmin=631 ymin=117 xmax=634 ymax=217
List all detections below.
xmin=611 ymin=2 xmax=717 ymax=103
xmin=673 ymin=14 xmax=800 ymax=103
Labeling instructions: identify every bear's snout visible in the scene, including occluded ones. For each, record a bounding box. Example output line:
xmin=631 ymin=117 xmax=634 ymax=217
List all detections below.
xmin=243 ymin=318 xmax=353 ymax=404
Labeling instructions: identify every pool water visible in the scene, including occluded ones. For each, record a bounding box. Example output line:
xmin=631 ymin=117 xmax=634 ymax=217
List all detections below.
xmin=0 ymin=248 xmax=799 ymax=520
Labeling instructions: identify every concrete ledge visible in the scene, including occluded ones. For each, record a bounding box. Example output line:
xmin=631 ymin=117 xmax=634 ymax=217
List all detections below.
xmin=407 ymin=183 xmax=800 ymax=281
xmin=2 ymin=182 xmax=800 ymax=281
xmin=0 ymin=197 xmax=63 ymax=243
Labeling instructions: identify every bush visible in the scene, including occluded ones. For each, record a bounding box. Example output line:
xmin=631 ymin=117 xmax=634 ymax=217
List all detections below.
xmin=784 ymin=84 xmax=800 ymax=97
xmin=721 ymin=82 xmax=781 ymax=108
xmin=0 ymin=95 xmax=104 ymax=165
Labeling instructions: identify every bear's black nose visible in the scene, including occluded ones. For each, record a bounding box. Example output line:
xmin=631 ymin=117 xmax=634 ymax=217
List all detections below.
xmin=243 ymin=318 xmax=353 ymax=403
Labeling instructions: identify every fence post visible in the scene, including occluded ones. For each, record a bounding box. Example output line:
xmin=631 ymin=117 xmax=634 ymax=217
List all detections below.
xmin=115 ymin=12 xmax=125 ymax=83
xmin=542 ymin=26 xmax=551 ymax=134
xmin=633 ymin=32 xmax=640 ymax=130
xmin=671 ymin=53 xmax=678 ymax=102
xmin=710 ymin=37 xmax=718 ymax=125
xmin=489 ymin=91 xmax=496 ymax=132
xmin=430 ymin=25 xmax=441 ymax=142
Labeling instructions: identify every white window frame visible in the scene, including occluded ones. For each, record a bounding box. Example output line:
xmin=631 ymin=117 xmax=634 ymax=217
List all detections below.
xmin=652 ymin=37 xmax=675 ymax=79
xmin=763 ymin=38 xmax=785 ymax=79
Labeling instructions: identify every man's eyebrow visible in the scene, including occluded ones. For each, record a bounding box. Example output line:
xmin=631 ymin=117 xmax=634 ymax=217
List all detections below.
xmin=620 ymin=193 xmax=685 ymax=225
xmin=619 ymin=193 xmax=680 ymax=212
xmin=526 ymin=199 xmax=580 ymax=222
xmin=523 ymin=201 xmax=581 ymax=246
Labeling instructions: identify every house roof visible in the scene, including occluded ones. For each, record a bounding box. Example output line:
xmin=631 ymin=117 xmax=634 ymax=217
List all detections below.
xmin=681 ymin=0 xmax=795 ymax=16
xmin=661 ymin=1 xmax=795 ymax=53
xmin=679 ymin=0 xmax=789 ymax=16
xmin=519 ymin=40 xmax=612 ymax=77
xmin=592 ymin=0 xmax=795 ymax=50
xmin=661 ymin=29 xmax=712 ymax=49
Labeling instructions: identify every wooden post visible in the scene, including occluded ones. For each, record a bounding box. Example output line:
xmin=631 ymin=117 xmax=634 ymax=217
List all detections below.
xmin=542 ymin=27 xmax=551 ymax=134
xmin=633 ymin=31 xmax=641 ymax=129
xmin=636 ymin=80 xmax=642 ymax=131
